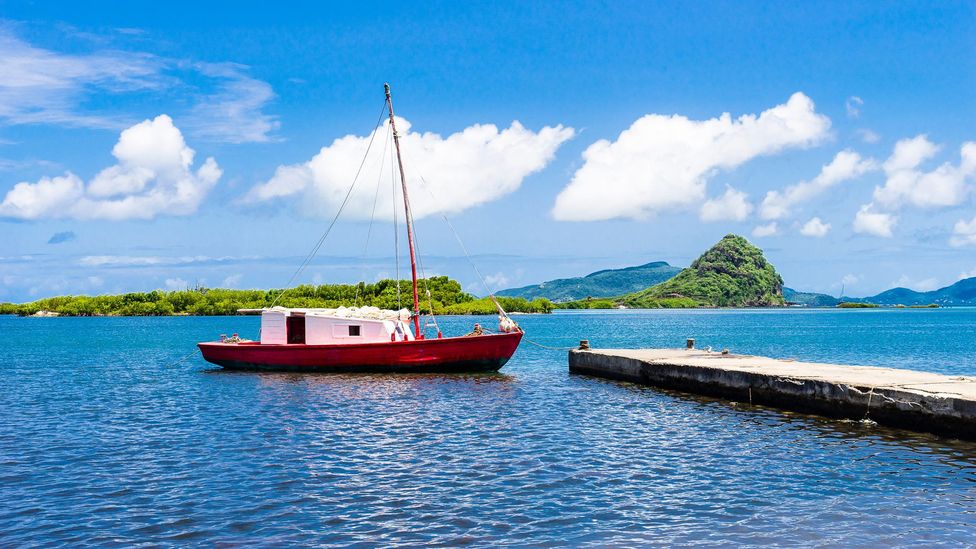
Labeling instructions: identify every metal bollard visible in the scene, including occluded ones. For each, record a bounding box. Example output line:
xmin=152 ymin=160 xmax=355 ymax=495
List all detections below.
xmin=579 ymin=339 xmax=590 ymax=350
xmin=686 ymin=338 xmax=695 ymax=350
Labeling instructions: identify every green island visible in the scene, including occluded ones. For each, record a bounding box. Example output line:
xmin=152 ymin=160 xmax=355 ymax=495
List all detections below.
xmin=0 ymin=276 xmax=554 ymax=317
xmin=837 ymin=302 xmax=879 ymax=309
xmin=560 ymin=234 xmax=785 ymax=309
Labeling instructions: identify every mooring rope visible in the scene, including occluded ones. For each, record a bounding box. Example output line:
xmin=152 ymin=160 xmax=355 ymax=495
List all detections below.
xmin=165 ymin=349 xmax=199 ymax=368
xmin=522 ymin=337 xmax=577 ymax=351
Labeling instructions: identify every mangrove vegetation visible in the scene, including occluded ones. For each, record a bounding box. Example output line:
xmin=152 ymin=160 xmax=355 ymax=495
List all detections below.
xmin=0 ymin=276 xmax=554 ymax=317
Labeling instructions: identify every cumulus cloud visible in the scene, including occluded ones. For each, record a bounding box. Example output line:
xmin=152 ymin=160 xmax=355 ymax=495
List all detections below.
xmin=699 ymin=186 xmax=753 ymax=222
xmin=852 ymin=204 xmax=896 ymax=237
xmin=950 ymin=216 xmax=976 ymax=247
xmin=959 ymin=268 xmax=976 ymax=281
xmin=852 ymin=135 xmax=976 ymax=239
xmin=760 ymin=150 xmax=876 ymax=220
xmin=244 ymin=117 xmax=574 ymax=219
xmin=845 ymin=96 xmax=863 ymax=118
xmin=752 ymin=222 xmax=778 ymax=237
xmin=841 ymin=274 xmax=860 ymax=286
xmin=800 ymin=217 xmax=831 ymax=237
xmin=0 ymin=28 xmax=277 ymax=142
xmin=0 ymin=115 xmax=220 ymax=220
xmin=552 ymin=92 xmax=830 ymax=221
xmin=873 ymin=135 xmax=976 ymax=209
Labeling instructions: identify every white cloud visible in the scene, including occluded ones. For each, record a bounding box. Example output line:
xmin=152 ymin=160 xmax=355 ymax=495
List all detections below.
xmin=245 ymin=117 xmax=574 ymax=219
xmin=891 ymin=275 xmax=940 ymax=292
xmin=484 ymin=272 xmax=510 ymax=289
xmin=841 ymin=274 xmax=860 ymax=286
xmin=699 ymin=186 xmax=753 ymax=222
xmin=0 ymin=115 xmax=221 ymax=220
xmin=752 ymin=222 xmax=778 ymax=237
xmin=856 ymin=129 xmax=881 ymax=144
xmin=164 ymin=278 xmax=188 ymax=290
xmin=760 ymin=150 xmax=876 ymax=220
xmin=552 ymin=92 xmax=831 ymax=221
xmin=182 ymin=62 xmax=280 ymax=144
xmin=0 ymin=29 xmax=162 ymax=128
xmin=959 ymin=268 xmax=976 ymax=281
xmin=221 ymin=274 xmax=243 ymax=287
xmin=873 ymin=135 xmax=976 ymax=209
xmin=78 ymin=255 xmax=252 ymax=267
xmin=950 ymin=216 xmax=976 ymax=247
xmin=845 ymin=96 xmax=863 ymax=118
xmin=0 ymin=29 xmax=277 ymax=143
xmin=853 ymin=136 xmax=976 ymax=239
xmin=852 ymin=204 xmax=896 ymax=237
xmin=800 ymin=217 xmax=831 ymax=237
xmin=0 ymin=173 xmax=85 ymax=219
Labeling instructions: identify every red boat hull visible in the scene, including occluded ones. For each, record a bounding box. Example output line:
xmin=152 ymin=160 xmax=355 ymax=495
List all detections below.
xmin=197 ymin=331 xmax=523 ymax=373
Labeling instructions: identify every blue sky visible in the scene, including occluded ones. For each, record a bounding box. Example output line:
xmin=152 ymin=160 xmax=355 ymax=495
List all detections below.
xmin=1 ymin=1 xmax=975 ymax=301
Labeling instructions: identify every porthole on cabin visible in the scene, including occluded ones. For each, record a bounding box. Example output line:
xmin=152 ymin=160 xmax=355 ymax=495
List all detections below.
xmin=348 ymin=325 xmax=361 ymax=337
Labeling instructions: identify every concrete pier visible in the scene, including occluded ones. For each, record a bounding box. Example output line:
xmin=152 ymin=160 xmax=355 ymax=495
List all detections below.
xmin=569 ymin=348 xmax=976 ymax=439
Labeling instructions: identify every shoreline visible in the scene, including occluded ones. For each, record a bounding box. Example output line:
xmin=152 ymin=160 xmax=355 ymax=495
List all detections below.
xmin=6 ymin=304 xmax=956 ymax=318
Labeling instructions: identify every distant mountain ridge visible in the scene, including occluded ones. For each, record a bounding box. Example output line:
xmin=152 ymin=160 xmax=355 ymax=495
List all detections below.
xmin=496 ymin=261 xmax=681 ymax=303
xmin=497 ymin=239 xmax=976 ymax=308
xmin=864 ymin=277 xmax=976 ymax=306
xmin=787 ymin=277 xmax=976 ymax=306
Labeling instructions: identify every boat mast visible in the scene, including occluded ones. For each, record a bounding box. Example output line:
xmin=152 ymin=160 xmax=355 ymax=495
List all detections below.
xmin=384 ymin=83 xmax=422 ymax=337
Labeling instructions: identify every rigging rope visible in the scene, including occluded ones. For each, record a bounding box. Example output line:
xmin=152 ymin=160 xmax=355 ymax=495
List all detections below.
xmin=269 ymin=102 xmax=388 ymax=309
xmin=354 ymin=121 xmax=392 ymax=306
xmin=409 ymin=216 xmax=441 ymax=335
xmin=391 ymin=129 xmax=402 ymax=311
xmin=413 ymin=173 xmax=513 ymax=320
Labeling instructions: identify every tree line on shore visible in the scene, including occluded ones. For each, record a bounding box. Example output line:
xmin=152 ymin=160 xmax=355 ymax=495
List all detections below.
xmin=0 ymin=277 xmax=554 ymax=317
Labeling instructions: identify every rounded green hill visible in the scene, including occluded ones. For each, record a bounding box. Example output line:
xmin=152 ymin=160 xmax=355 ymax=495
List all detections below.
xmin=621 ymin=234 xmax=786 ymax=308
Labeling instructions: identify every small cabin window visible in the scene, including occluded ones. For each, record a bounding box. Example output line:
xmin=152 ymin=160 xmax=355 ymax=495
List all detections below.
xmin=348 ymin=325 xmax=361 ymax=337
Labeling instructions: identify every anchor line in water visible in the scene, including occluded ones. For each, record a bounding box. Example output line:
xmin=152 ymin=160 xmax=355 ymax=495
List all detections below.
xmin=165 ymin=349 xmax=200 ymax=368
xmin=521 ymin=338 xmax=577 ymax=351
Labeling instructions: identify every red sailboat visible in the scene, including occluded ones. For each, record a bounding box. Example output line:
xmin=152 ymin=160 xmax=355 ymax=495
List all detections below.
xmin=198 ymin=84 xmax=523 ymax=372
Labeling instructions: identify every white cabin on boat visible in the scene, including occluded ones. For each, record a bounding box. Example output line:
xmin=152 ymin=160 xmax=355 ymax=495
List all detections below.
xmin=257 ymin=307 xmax=415 ymax=345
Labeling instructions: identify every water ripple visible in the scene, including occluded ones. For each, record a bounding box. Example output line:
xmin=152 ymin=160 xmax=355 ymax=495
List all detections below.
xmin=1 ymin=312 xmax=975 ymax=546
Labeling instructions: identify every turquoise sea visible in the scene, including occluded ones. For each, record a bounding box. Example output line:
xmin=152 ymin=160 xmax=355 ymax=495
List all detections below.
xmin=1 ymin=308 xmax=975 ymax=546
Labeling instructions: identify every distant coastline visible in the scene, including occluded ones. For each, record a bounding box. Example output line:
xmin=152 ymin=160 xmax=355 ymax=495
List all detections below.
xmin=499 ymin=234 xmax=976 ymax=309
xmin=0 ymin=277 xmax=555 ymax=317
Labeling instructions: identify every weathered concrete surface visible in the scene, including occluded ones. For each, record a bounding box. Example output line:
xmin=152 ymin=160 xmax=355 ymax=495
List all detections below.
xmin=569 ymin=348 xmax=976 ymax=439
